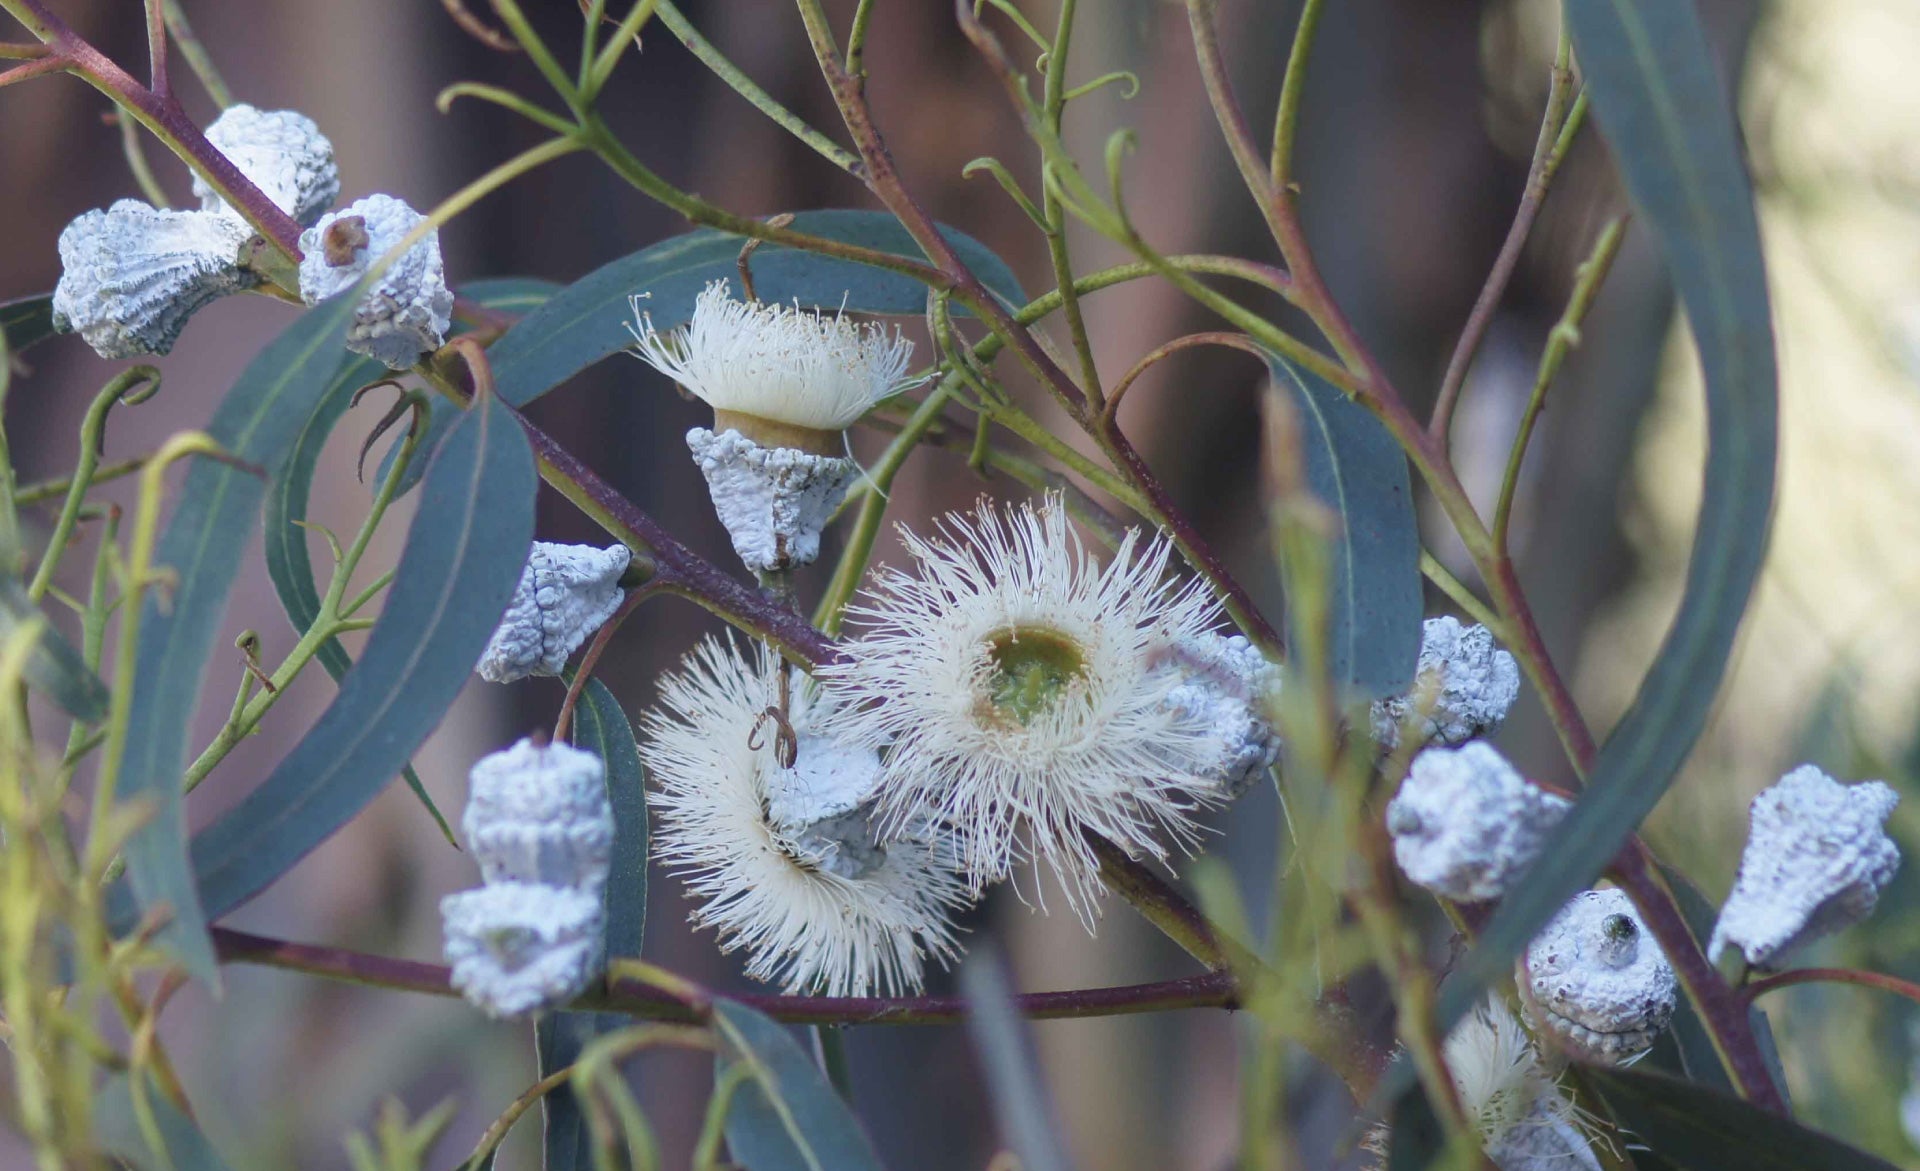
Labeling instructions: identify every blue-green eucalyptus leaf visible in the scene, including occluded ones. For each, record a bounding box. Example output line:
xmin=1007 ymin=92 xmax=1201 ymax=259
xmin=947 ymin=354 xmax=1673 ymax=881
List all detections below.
xmin=0 ymin=576 xmax=107 ymax=721
xmin=1590 ymin=1066 xmax=1895 ymax=1171
xmin=538 ymin=675 xmax=648 ymax=1170
xmin=1263 ymin=351 xmax=1421 ymax=698
xmin=1438 ymin=0 xmax=1779 ymax=1031
xmin=96 ymin=1071 xmax=238 ymax=1171
xmin=713 ymin=999 xmax=887 ymax=1171
xmin=114 ymin=294 xmax=359 ymax=984
xmin=186 ymin=382 xmax=534 ymax=920
xmin=0 ymin=293 xmax=57 ymax=354
xmin=961 ymin=950 xmax=1073 ymax=1171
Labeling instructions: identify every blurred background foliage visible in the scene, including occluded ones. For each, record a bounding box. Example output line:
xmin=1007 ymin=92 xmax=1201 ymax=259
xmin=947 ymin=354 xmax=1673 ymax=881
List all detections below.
xmin=5 ymin=0 xmax=1920 ymax=1166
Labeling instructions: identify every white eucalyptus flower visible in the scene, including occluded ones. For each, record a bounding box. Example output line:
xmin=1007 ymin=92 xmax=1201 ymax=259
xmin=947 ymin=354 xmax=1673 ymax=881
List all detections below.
xmin=477 ymin=542 xmax=631 ymax=684
xmin=629 ymin=278 xmax=916 ymax=437
xmin=52 ymin=200 xmax=254 ymax=358
xmin=820 ymin=496 xmax=1228 ymax=923
xmin=685 ymin=426 xmax=858 ymax=573
xmin=1708 ymin=765 xmax=1901 ymax=968
xmin=298 ymin=194 xmax=453 ymax=369
xmin=642 ymin=637 xmax=969 ymax=997
xmin=193 ymin=104 xmax=339 ymax=228
xmin=442 ymin=882 xmax=604 ymax=1019
xmin=463 ymin=738 xmax=615 ymax=892
xmin=1446 ymin=998 xmax=1601 ymax=1171
xmin=1148 ymin=632 xmax=1281 ymax=800
xmin=1372 ymin=617 xmax=1521 ymax=750
xmin=1521 ymin=888 xmax=1675 ymax=1065
xmin=1387 ymin=742 xmax=1570 ymax=903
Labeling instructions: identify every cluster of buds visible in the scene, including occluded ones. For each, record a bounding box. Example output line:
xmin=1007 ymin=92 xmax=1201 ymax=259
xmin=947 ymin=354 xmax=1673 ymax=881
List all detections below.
xmin=442 ymin=739 xmax=616 ymax=1018
xmin=1372 ymin=616 xmax=1521 ymax=751
xmin=477 ymin=541 xmax=632 ymax=684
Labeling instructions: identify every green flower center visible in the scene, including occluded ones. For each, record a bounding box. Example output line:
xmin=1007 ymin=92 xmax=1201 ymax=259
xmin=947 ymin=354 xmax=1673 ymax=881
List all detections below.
xmin=981 ymin=627 xmax=1086 ymax=727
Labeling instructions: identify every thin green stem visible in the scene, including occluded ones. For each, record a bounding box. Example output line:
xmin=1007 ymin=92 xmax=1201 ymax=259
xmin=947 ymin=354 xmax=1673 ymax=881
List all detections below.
xmin=1039 ymin=0 xmax=1101 ymax=403
xmin=117 ymin=109 xmax=170 ymax=207
xmin=0 ymin=325 xmax=16 ymax=574
xmin=436 ymin=82 xmax=578 ymax=137
xmin=485 ymin=0 xmax=580 ymax=109
xmin=158 ymin=0 xmax=229 ymax=106
xmin=583 ymin=0 xmax=659 ymax=99
xmin=60 ymin=508 xmax=120 ymax=774
xmin=1269 ymin=0 xmax=1325 ymax=193
xmin=29 ymin=368 xmax=162 ymax=602
xmin=845 ymin=0 xmax=876 ymax=81
xmin=1419 ymin=550 xmax=1506 ymax=637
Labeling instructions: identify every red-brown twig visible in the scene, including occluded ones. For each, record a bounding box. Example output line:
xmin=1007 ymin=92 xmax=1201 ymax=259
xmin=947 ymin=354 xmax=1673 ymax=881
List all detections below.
xmin=1739 ymin=966 xmax=1920 ymax=1009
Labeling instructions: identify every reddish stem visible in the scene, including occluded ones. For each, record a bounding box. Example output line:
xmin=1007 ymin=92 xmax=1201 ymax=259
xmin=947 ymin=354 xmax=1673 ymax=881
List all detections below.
xmin=1740 ymin=966 xmax=1920 ymax=1009
xmin=552 ymin=586 xmax=648 ymax=743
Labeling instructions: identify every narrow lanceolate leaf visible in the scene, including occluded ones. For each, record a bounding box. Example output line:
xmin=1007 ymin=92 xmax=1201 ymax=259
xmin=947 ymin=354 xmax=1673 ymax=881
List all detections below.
xmin=1264 ymin=351 xmax=1421 ymax=698
xmin=962 ymin=951 xmax=1074 ymax=1171
xmin=713 ymin=1000 xmax=887 ymax=1171
xmin=0 ymin=293 xmax=57 ymax=354
xmin=1590 ymin=1067 xmax=1897 ymax=1171
xmin=0 ymin=576 xmax=107 ymax=721
xmin=538 ymin=676 xmax=649 ymax=1170
xmin=115 ymin=295 xmax=359 ymax=984
xmin=1440 ymin=0 xmax=1779 ymax=1030
xmin=394 ymin=211 xmax=1024 ymax=492
xmin=96 ymin=1071 xmax=238 ymax=1171
xmin=187 ymin=385 xmax=534 ymax=921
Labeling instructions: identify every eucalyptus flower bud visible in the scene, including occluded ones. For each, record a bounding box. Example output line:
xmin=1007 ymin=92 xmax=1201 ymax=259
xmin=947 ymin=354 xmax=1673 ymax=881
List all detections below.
xmin=1150 ymin=632 xmax=1281 ymax=800
xmin=1521 ymin=888 xmax=1675 ymax=1065
xmin=298 ymin=194 xmax=453 ymax=369
xmin=51 ymin=200 xmax=254 ymax=358
xmin=1372 ymin=616 xmax=1520 ymax=750
xmin=685 ymin=427 xmax=858 ymax=573
xmin=463 ymin=738 xmax=614 ymax=892
xmin=1708 ymin=765 xmax=1900 ymax=968
xmin=1387 ymin=742 xmax=1570 ymax=903
xmin=477 ymin=542 xmax=631 ymax=684
xmin=441 ymin=882 xmax=604 ymax=1019
xmin=193 ymin=104 xmax=340 ymax=228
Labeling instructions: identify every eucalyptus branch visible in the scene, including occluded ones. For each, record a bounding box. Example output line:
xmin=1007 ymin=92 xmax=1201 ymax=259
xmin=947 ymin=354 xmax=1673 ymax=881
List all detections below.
xmin=29 ymin=367 xmax=162 ymax=602
xmin=1269 ymin=0 xmax=1325 ymax=192
xmin=1739 ymin=965 xmax=1920 ymax=1008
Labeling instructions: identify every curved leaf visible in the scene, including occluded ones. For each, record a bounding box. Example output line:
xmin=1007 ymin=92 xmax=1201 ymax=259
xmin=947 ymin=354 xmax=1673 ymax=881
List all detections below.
xmin=538 ymin=675 xmax=649 ymax=1170
xmin=714 ymin=999 xmax=887 ymax=1171
xmin=1590 ymin=1066 xmax=1896 ymax=1171
xmin=393 ymin=211 xmax=1025 ymax=492
xmin=1440 ymin=0 xmax=1778 ymax=1029
xmin=187 ymin=384 xmax=534 ymax=920
xmin=962 ymin=951 xmax=1073 ymax=1171
xmin=114 ymin=295 xmax=359 ymax=983
xmin=0 ymin=294 xmax=57 ymax=354
xmin=1264 ymin=355 xmax=1421 ymax=697
xmin=0 ymin=576 xmax=107 ymax=721
xmin=96 ymin=1071 xmax=237 ymax=1171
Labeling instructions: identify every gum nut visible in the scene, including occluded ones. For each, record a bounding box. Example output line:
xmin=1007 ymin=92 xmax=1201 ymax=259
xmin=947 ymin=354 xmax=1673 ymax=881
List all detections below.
xmin=1151 ymin=633 xmax=1281 ymax=800
xmin=477 ymin=542 xmax=631 ymax=683
xmin=764 ymin=729 xmax=888 ymax=881
xmin=463 ymin=738 xmax=615 ymax=891
xmin=1372 ymin=616 xmax=1521 ymax=749
xmin=52 ymin=200 xmax=254 ymax=359
xmin=1521 ymin=889 xmax=1676 ymax=1065
xmin=1387 ymin=742 xmax=1570 ymax=902
xmin=686 ymin=427 xmax=859 ymax=573
xmin=442 ymin=883 xmax=604 ymax=1019
xmin=193 ymin=104 xmax=340 ymax=227
xmin=298 ymin=194 xmax=453 ymax=369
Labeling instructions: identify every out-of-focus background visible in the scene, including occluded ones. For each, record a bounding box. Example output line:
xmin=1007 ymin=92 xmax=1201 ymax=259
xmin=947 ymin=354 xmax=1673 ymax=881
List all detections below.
xmin=5 ymin=0 xmax=1920 ymax=1166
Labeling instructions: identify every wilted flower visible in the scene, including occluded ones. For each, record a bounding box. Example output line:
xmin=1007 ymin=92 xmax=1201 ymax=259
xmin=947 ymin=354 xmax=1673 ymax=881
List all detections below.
xmin=442 ymin=882 xmax=604 ymax=1019
xmin=463 ymin=738 xmax=615 ymax=892
xmin=1372 ymin=616 xmax=1521 ymax=750
xmin=1521 ymin=888 xmax=1675 ymax=1065
xmin=1445 ymin=998 xmax=1600 ymax=1171
xmin=51 ymin=200 xmax=254 ymax=358
xmin=642 ymin=637 xmax=969 ymax=997
xmin=194 ymin=104 xmax=339 ymax=228
xmin=477 ymin=542 xmax=631 ymax=684
xmin=1387 ymin=742 xmax=1570 ymax=903
xmin=821 ymin=496 xmax=1229 ymax=923
xmin=1709 ymin=765 xmax=1901 ymax=968
xmin=298 ymin=193 xmax=453 ymax=369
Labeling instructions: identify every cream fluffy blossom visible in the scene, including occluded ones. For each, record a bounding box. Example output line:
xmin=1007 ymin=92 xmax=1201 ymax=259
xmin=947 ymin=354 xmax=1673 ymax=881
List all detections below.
xmin=1445 ymin=998 xmax=1601 ymax=1171
xmin=642 ymin=637 xmax=969 ymax=997
xmin=627 ymin=279 xmax=917 ymax=432
xmin=821 ymin=497 xmax=1229 ymax=923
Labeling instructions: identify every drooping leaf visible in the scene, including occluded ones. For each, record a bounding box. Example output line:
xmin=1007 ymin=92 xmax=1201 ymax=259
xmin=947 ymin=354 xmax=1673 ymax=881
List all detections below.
xmin=1263 ymin=352 xmax=1421 ymax=698
xmin=0 ymin=575 xmax=107 ymax=721
xmin=1439 ymin=0 xmax=1779 ymax=1030
xmin=393 ymin=211 xmax=1025 ymax=492
xmin=0 ymin=294 xmax=57 ymax=354
xmin=186 ymin=383 xmax=534 ymax=921
xmin=1590 ymin=1066 xmax=1896 ymax=1171
xmin=96 ymin=1071 xmax=238 ymax=1171
xmin=538 ymin=675 xmax=649 ymax=1170
xmin=961 ymin=950 xmax=1073 ymax=1171
xmin=713 ymin=999 xmax=887 ymax=1171
xmin=113 ymin=294 xmax=359 ymax=984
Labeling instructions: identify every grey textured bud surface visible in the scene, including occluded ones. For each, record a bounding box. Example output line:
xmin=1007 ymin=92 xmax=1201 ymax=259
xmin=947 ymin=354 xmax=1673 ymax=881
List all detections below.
xmin=194 ymin=104 xmax=340 ymax=227
xmin=1708 ymin=765 xmax=1900 ymax=967
xmin=1150 ymin=633 xmax=1281 ymax=800
xmin=1388 ymin=742 xmax=1570 ymax=902
xmin=463 ymin=738 xmax=615 ymax=891
xmin=1522 ymin=888 xmax=1675 ymax=1065
xmin=1372 ymin=616 xmax=1520 ymax=750
xmin=52 ymin=200 xmax=254 ymax=358
xmin=1485 ymin=1103 xmax=1602 ymax=1171
xmin=477 ymin=542 xmax=631 ymax=683
xmin=298 ymin=194 xmax=453 ymax=369
xmin=686 ymin=427 xmax=858 ymax=573
xmin=441 ymin=882 xmax=604 ymax=1019
xmin=764 ymin=724 xmax=888 ymax=881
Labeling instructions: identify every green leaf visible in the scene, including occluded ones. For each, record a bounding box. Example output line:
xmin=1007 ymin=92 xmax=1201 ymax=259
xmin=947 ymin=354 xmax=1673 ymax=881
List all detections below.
xmin=186 ymin=383 xmax=535 ymax=921
xmin=538 ymin=675 xmax=649 ymax=1170
xmin=0 ymin=294 xmax=57 ymax=354
xmin=1264 ymin=351 xmax=1421 ymax=698
xmin=392 ymin=211 xmax=1024 ymax=493
xmin=1590 ymin=1066 xmax=1896 ymax=1171
xmin=0 ymin=575 xmax=108 ymax=721
xmin=1383 ymin=1076 xmax=1444 ymax=1171
xmin=457 ymin=276 xmax=562 ymax=319
xmin=1438 ymin=0 xmax=1779 ymax=1031
xmin=114 ymin=295 xmax=359 ymax=984
xmin=96 ymin=1071 xmax=238 ymax=1171
xmin=961 ymin=951 xmax=1073 ymax=1171
xmin=713 ymin=999 xmax=887 ymax=1171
